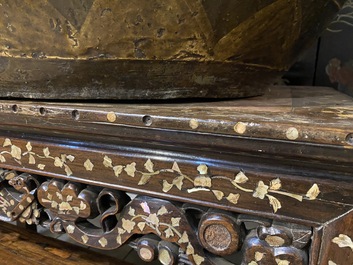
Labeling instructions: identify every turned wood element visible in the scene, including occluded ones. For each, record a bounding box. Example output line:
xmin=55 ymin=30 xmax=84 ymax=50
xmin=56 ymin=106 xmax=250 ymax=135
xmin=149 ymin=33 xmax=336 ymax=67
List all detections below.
xmin=198 ymin=212 xmax=242 ymax=256
xmin=0 ymin=169 xmax=40 ymax=224
xmin=134 ymin=235 xmax=160 ymax=263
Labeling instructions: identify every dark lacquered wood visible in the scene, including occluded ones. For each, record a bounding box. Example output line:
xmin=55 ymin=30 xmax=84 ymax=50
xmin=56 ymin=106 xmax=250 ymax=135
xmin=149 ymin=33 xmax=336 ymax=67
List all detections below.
xmin=0 ymin=87 xmax=352 ymax=264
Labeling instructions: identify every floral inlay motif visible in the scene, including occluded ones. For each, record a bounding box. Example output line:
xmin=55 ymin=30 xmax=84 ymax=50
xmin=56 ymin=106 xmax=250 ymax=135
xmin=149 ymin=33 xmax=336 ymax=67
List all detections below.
xmin=332 ymin=234 xmax=353 ymax=251
xmin=0 ymin=138 xmax=321 ymax=213
xmin=117 ymin=201 xmax=204 ymax=265
xmin=0 ymin=191 xmax=11 ymax=214
xmin=0 ymin=138 xmax=75 ymax=176
xmin=101 ymin=157 xmax=320 ymax=213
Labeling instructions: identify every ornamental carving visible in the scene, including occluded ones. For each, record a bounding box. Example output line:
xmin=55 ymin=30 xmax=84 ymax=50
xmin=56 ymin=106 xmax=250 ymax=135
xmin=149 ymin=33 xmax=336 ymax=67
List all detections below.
xmin=0 ymin=168 xmax=313 ymax=265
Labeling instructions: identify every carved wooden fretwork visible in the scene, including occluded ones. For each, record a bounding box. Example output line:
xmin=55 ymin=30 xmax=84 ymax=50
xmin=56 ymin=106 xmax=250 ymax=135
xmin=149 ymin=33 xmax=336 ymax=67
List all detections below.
xmin=1 ymin=167 xmax=353 ymax=264
xmin=0 ymin=169 xmax=41 ymax=225
xmin=0 ymin=168 xmax=317 ymax=265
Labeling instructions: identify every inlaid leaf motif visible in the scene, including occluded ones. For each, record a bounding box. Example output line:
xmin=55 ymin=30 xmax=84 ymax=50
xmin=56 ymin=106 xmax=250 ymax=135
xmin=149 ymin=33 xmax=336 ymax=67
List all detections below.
xmin=248 ymin=262 xmax=258 ymax=265
xmin=164 ymin=227 xmax=174 ymax=238
xmin=212 ymin=190 xmax=224 ymax=201
xmin=67 ymin=195 xmax=73 ymax=202
xmin=66 ymin=155 xmax=75 ymax=162
xmin=26 ymin=142 xmax=32 ymax=152
xmin=162 ymin=180 xmax=173 ymax=193
xmin=138 ymin=175 xmax=151 ymax=185
xmin=197 ymin=164 xmax=208 ymax=175
xmin=54 ymin=157 xmax=64 ymax=168
xmin=193 ymin=254 xmax=205 ymax=265
xmin=125 ymin=162 xmax=136 ymax=177
xmin=172 ymin=176 xmax=184 ymax=190
xmin=99 ymin=237 xmax=108 ymax=248
xmin=128 ymin=207 xmax=135 ymax=217
xmin=306 ymin=184 xmax=320 ymax=200
xmin=186 ymin=243 xmax=195 ymax=255
xmin=73 ymin=207 xmax=79 ymax=215
xmin=253 ymin=181 xmax=269 ymax=199
xmin=122 ymin=218 xmax=136 ymax=233
xmin=118 ymin=228 xmax=126 ymax=235
xmin=60 ymin=154 xmax=67 ymax=162
xmin=43 ymin=147 xmax=50 ymax=158
xmin=147 ymin=213 xmax=159 ymax=226
xmin=226 ymin=193 xmax=240 ymax=204
xmin=51 ymin=201 xmax=58 ymax=209
xmin=267 ymin=195 xmax=282 ymax=213
xmin=276 ymin=258 xmax=290 ymax=265
xmin=0 ymin=155 xmax=6 ymax=163
xmin=37 ymin=164 xmax=45 ymax=170
xmin=332 ymin=234 xmax=353 ymax=250
xmin=255 ymin=252 xmax=265 ymax=261
xmin=137 ymin=222 xmax=146 ymax=231
xmin=171 ymin=217 xmax=181 ymax=227
xmin=81 ymin=235 xmax=89 ymax=244
xmin=270 ymin=178 xmax=282 ymax=190
xmin=66 ymin=225 xmax=75 ymax=234
xmin=116 ymin=235 xmax=122 ymax=245
xmin=178 ymin=231 xmax=189 ymax=244
xmin=59 ymin=202 xmax=72 ymax=211
xmin=172 ymin=162 xmax=181 ymax=173
xmin=64 ymin=165 xmax=73 ymax=176
xmin=144 ymin=159 xmax=154 ymax=173
xmin=234 ymin=171 xmax=249 ymax=184
xmin=157 ymin=206 xmax=168 ymax=216
xmin=194 ymin=176 xmax=212 ymax=188
xmin=140 ymin=202 xmax=150 ymax=214
xmin=29 ymin=154 xmax=35 ymax=164
xmin=83 ymin=159 xmax=94 ymax=171
xmin=3 ymin=138 xmax=12 ymax=147
xmin=79 ymin=201 xmax=87 ymax=210
xmin=103 ymin=155 xmax=113 ymax=168
xmin=328 ymin=261 xmax=337 ymax=265
xmin=11 ymin=145 xmax=22 ymax=160
xmin=56 ymin=192 xmax=63 ymax=200
xmin=113 ymin=165 xmax=123 ymax=177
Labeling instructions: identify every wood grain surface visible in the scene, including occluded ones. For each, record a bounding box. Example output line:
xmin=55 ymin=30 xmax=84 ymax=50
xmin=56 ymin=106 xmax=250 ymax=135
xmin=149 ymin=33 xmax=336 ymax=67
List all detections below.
xmin=0 ymin=221 xmax=132 ymax=265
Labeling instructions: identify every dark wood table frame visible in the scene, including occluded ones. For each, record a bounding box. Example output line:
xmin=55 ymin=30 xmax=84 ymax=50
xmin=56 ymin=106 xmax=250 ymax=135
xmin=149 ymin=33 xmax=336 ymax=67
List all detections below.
xmin=0 ymin=86 xmax=352 ymax=265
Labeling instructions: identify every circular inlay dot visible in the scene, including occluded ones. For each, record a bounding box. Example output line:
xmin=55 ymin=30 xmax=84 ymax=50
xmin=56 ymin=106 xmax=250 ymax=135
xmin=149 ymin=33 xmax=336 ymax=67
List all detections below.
xmin=189 ymin=119 xmax=199 ymax=129
xmin=286 ymin=127 xmax=299 ymax=140
xmin=139 ymin=247 xmax=153 ymax=261
xmin=234 ymin=122 xmax=247 ymax=134
xmin=107 ymin=112 xmax=117 ymax=122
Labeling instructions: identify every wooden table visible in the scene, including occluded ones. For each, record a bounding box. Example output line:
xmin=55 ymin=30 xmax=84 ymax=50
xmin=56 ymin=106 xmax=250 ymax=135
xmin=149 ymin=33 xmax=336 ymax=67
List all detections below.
xmin=0 ymin=86 xmax=352 ymax=265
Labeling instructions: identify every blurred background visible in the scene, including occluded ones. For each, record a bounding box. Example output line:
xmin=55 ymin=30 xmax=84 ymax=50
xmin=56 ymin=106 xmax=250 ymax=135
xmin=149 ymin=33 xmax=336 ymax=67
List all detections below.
xmin=285 ymin=0 xmax=353 ymax=97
